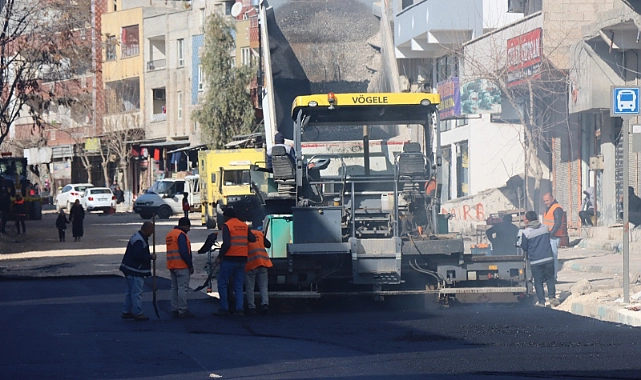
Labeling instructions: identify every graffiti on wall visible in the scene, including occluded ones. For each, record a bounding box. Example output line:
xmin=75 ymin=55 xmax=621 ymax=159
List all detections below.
xmin=443 ymin=203 xmax=486 ymax=222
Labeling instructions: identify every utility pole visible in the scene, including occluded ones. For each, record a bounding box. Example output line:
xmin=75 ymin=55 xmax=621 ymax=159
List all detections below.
xmin=91 ymin=0 xmax=97 ymax=138
xmin=610 ymin=86 xmax=639 ymax=304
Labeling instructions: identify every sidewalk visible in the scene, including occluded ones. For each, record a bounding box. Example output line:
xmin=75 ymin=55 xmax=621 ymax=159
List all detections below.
xmin=554 ymin=226 xmax=641 ymax=327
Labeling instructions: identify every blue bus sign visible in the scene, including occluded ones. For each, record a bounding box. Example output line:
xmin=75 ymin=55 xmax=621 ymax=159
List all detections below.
xmin=612 ymin=87 xmax=640 ymax=116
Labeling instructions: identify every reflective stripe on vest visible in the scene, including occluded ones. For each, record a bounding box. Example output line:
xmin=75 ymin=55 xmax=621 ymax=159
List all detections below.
xmin=542 ymin=203 xmax=564 ymax=237
xmin=245 ymin=230 xmax=273 ymax=272
xmin=165 ymin=228 xmax=190 ymax=269
xmin=224 ymin=218 xmax=249 ymax=257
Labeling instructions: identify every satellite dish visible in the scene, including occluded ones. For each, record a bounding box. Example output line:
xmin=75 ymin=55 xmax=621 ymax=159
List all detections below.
xmin=231 ymin=2 xmax=243 ymax=18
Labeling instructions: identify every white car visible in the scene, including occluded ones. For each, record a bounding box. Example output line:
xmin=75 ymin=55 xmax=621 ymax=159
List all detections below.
xmin=81 ymin=187 xmax=116 ymax=213
xmin=56 ymin=183 xmax=94 ymax=211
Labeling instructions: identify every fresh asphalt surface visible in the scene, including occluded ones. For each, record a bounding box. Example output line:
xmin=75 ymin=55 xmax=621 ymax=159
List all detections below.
xmin=2 ymin=212 xmax=641 ymax=379
xmin=2 ymin=275 xmax=641 ymax=379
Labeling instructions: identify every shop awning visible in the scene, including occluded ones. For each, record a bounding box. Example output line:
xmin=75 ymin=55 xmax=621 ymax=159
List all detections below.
xmin=139 ymin=141 xmax=190 ymax=148
xmin=167 ymin=144 xmax=208 ymax=154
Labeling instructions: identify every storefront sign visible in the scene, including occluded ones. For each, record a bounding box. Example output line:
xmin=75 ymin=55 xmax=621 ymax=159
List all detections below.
xmin=438 ymin=77 xmax=461 ymax=119
xmin=507 ymin=28 xmax=542 ymax=87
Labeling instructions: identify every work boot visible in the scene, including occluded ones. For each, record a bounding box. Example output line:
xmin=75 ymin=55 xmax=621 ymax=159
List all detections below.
xmin=233 ymin=310 xmax=245 ymax=317
xmin=171 ymin=310 xmax=180 ymax=318
xmin=549 ymin=297 xmax=561 ymax=307
xmin=178 ymin=310 xmax=196 ymax=319
xmin=121 ymin=312 xmax=135 ymax=319
xmin=260 ymin=304 xmax=269 ymax=315
xmin=213 ymin=308 xmax=230 ymax=316
xmin=133 ymin=313 xmax=150 ymax=321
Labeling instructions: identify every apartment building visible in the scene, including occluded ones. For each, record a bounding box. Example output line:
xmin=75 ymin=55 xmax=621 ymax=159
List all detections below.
xmin=392 ymin=0 xmax=625 ymax=231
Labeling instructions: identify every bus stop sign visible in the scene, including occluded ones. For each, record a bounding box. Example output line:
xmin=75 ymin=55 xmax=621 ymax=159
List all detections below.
xmin=611 ymin=86 xmax=640 ymax=116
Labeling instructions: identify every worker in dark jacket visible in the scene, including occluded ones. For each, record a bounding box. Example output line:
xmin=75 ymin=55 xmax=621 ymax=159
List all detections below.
xmin=519 ymin=211 xmax=560 ymax=308
xmin=214 ymin=208 xmax=256 ymax=316
xmin=485 ymin=214 xmax=519 ymax=255
xmin=12 ymin=194 xmax=26 ymax=235
xmin=0 ymin=189 xmax=11 ymax=234
xmin=119 ymin=222 xmax=156 ymax=321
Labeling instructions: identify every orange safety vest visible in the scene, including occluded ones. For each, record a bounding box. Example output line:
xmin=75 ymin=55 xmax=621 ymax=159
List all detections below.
xmin=13 ymin=198 xmax=26 ymax=216
xmin=245 ymin=230 xmax=273 ymax=272
xmin=542 ymin=203 xmax=565 ymax=237
xmin=224 ymin=218 xmax=250 ymax=257
xmin=165 ymin=228 xmax=191 ymax=269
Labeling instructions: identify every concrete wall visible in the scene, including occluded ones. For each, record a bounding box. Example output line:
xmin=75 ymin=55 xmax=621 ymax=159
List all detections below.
xmin=441 ymin=185 xmax=522 ymax=235
xmin=541 ymin=0 xmax=616 ymax=70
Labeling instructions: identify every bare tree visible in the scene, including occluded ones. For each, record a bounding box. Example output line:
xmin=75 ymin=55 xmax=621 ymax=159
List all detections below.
xmin=101 ymin=113 xmax=144 ymax=192
xmin=452 ymin=25 xmax=571 ymax=211
xmin=0 ymin=0 xmax=93 ymax=147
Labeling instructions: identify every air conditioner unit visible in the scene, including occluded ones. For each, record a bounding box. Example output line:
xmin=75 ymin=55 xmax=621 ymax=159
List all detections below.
xmin=507 ymin=0 xmax=525 ymax=13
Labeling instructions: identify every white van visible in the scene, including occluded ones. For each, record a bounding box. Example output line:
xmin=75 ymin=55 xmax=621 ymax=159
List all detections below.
xmin=133 ymin=175 xmax=200 ymax=219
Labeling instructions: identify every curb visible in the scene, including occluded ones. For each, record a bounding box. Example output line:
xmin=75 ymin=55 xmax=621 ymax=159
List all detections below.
xmin=577 ymin=238 xmax=641 ymax=253
xmin=565 ymin=262 xmax=622 ymax=275
xmin=566 ymin=301 xmax=641 ymax=327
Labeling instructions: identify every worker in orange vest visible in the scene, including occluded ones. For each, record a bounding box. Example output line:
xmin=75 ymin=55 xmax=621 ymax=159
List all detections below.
xmin=542 ymin=193 xmax=564 ymax=280
xmin=245 ymin=227 xmax=272 ymax=315
xmin=13 ymin=194 xmax=26 ymax=235
xmin=165 ymin=217 xmax=195 ymax=318
xmin=213 ymin=208 xmax=256 ymax=317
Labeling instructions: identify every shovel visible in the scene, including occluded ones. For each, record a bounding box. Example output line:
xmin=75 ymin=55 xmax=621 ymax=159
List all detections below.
xmin=152 ymin=214 xmax=160 ymax=319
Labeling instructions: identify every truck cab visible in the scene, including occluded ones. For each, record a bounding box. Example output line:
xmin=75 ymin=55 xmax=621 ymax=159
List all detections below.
xmin=134 ymin=175 xmax=200 ymax=219
xmin=199 ymin=148 xmax=266 ymax=229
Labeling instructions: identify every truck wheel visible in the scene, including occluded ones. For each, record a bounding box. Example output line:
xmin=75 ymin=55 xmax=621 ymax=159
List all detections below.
xmin=205 ymin=215 xmax=216 ymax=229
xmin=157 ymin=205 xmax=172 ymax=219
xmin=140 ymin=213 xmax=153 ymax=220
xmin=216 ymin=211 xmax=225 ymax=231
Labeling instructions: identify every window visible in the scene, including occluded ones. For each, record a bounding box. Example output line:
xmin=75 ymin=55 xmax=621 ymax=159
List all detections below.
xmin=177 ymin=39 xmax=184 ymax=66
xmin=200 ymin=9 xmax=206 ymax=27
xmin=241 ymin=47 xmax=251 ymax=67
xmin=436 ymin=55 xmax=458 ymax=84
xmin=121 ymin=25 xmax=139 ymax=58
xmin=198 ymin=64 xmax=204 ymax=91
xmin=177 ymin=92 xmax=183 ymax=120
xmin=105 ymin=35 xmax=116 ymax=61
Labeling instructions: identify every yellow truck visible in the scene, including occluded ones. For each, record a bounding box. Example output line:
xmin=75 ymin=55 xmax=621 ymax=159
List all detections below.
xmin=198 ymin=147 xmax=266 ymax=229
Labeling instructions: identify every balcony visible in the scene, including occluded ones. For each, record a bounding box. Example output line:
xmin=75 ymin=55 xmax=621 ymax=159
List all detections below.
xmin=394 ymin=0 xmax=481 ymax=59
xmin=151 ymin=113 xmax=167 ymax=122
xmin=147 ymin=59 xmax=167 ymax=71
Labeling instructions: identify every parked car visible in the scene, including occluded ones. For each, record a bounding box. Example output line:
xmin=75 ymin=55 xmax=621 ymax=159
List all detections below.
xmin=56 ymin=183 xmax=94 ymax=212
xmin=81 ymin=187 xmax=116 ymax=213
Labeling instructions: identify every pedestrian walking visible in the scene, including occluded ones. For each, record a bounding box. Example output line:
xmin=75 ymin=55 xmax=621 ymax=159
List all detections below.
xmin=0 ymin=189 xmax=10 ymax=234
xmin=55 ymin=209 xmax=69 ymax=242
xmin=519 ymin=211 xmax=560 ymax=308
xmin=12 ymin=194 xmax=26 ymax=235
xmin=165 ymin=217 xmax=195 ymax=318
xmin=69 ymin=199 xmax=85 ymax=242
xmin=214 ymin=208 xmax=256 ymax=317
xmin=245 ymin=227 xmax=272 ymax=315
xmin=182 ymin=193 xmax=190 ymax=218
xmin=485 ymin=214 xmax=519 ymax=255
xmin=119 ymin=222 xmax=156 ymax=321
xmin=542 ymin=193 xmax=564 ymax=279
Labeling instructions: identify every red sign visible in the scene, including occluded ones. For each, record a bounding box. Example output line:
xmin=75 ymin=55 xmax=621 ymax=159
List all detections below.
xmin=507 ymin=28 xmax=542 ymax=87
